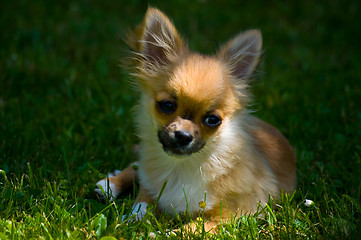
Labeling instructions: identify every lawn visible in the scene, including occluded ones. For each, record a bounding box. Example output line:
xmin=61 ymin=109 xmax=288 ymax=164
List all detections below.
xmin=1 ymin=0 xmax=360 ymax=239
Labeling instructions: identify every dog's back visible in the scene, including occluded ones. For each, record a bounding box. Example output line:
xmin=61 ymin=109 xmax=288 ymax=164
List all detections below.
xmin=249 ymin=116 xmax=296 ymax=193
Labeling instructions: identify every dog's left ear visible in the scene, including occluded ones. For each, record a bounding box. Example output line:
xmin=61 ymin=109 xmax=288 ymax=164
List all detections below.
xmin=217 ymin=30 xmax=262 ymax=80
xmin=135 ymin=7 xmax=187 ymax=66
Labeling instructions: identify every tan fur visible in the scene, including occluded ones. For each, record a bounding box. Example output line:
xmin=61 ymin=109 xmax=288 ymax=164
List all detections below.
xmin=100 ymin=7 xmax=296 ymax=235
xmin=250 ymin=117 xmax=296 ymax=193
xmin=107 ymin=164 xmax=138 ymax=193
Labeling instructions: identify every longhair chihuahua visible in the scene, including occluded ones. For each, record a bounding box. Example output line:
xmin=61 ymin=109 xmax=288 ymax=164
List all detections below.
xmin=96 ymin=7 xmax=296 ymax=232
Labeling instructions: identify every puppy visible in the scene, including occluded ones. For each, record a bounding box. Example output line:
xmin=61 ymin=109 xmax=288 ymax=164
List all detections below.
xmin=96 ymin=7 xmax=296 ymax=232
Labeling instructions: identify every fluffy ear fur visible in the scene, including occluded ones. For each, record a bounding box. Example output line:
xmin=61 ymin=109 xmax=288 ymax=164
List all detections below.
xmin=217 ymin=30 xmax=262 ymax=80
xmin=134 ymin=7 xmax=186 ymax=66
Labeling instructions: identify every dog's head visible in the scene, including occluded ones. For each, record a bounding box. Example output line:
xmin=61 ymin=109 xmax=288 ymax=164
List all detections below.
xmin=129 ymin=8 xmax=262 ymax=156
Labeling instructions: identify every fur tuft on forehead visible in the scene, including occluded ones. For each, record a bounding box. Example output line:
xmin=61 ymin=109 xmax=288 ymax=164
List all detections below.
xmin=166 ymin=54 xmax=241 ymax=113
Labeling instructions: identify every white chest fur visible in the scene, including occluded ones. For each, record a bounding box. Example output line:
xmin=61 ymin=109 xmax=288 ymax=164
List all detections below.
xmin=138 ymin=149 xmax=213 ymax=215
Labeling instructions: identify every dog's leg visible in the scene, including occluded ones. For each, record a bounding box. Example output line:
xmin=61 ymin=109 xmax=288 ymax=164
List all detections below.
xmin=181 ymin=220 xmax=218 ymax=234
xmin=179 ymin=205 xmax=234 ymax=235
xmin=95 ymin=162 xmax=138 ymax=201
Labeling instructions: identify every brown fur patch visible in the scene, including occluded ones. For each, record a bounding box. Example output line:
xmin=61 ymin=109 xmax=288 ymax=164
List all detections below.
xmin=250 ymin=117 xmax=296 ymax=193
xmin=108 ymin=163 xmax=138 ymax=193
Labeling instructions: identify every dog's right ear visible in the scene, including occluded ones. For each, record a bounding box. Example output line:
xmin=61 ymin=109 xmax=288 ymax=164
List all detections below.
xmin=133 ymin=7 xmax=187 ymax=66
xmin=217 ymin=30 xmax=262 ymax=81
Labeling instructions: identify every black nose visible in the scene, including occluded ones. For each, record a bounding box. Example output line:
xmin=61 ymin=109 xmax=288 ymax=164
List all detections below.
xmin=174 ymin=130 xmax=193 ymax=147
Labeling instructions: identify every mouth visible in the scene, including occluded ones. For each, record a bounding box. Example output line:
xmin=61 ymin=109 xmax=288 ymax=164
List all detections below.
xmin=157 ymin=129 xmax=205 ymax=156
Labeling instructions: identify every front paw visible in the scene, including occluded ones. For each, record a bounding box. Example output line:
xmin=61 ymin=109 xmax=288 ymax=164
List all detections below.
xmin=122 ymin=202 xmax=148 ymax=222
xmin=95 ymin=170 xmax=122 ymax=201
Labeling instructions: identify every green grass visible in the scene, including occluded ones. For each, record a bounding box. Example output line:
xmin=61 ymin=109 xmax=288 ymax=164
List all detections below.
xmin=1 ymin=0 xmax=360 ymax=239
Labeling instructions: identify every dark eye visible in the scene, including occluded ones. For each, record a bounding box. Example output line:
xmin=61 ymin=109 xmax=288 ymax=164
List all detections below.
xmin=157 ymin=100 xmax=177 ymax=114
xmin=203 ymin=114 xmax=222 ymax=127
